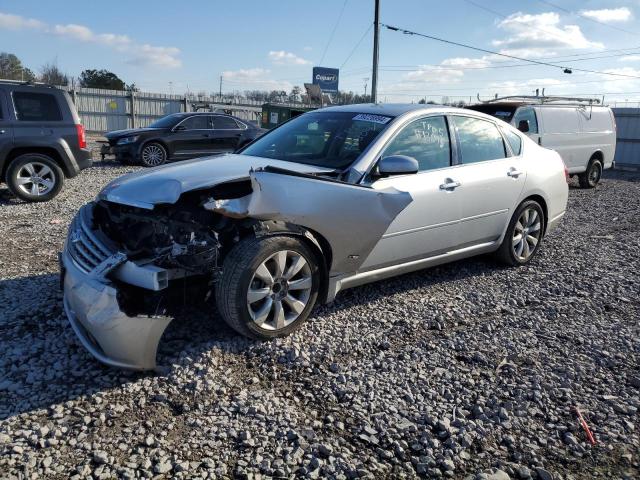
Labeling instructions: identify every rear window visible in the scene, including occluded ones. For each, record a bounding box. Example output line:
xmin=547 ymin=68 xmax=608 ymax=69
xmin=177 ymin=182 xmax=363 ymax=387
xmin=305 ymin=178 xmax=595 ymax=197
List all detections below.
xmin=13 ymin=92 xmax=62 ymax=121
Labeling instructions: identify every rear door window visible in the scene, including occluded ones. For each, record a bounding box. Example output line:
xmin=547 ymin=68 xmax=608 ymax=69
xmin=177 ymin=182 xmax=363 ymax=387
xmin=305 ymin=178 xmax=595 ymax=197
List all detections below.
xmin=13 ymin=92 xmax=62 ymax=121
xmin=513 ymin=107 xmax=538 ymax=134
xmin=213 ymin=116 xmax=241 ymax=130
xmin=452 ymin=116 xmax=507 ymax=164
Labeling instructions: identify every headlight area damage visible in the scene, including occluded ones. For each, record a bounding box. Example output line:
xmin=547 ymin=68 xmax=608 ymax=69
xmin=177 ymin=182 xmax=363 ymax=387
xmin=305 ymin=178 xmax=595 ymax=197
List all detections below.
xmin=61 ymin=166 xmax=412 ymax=370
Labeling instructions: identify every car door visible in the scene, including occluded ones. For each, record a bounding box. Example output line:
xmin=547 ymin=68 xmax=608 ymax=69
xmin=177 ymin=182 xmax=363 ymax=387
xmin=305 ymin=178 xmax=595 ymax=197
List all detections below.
xmin=359 ymin=115 xmax=461 ymax=271
xmin=449 ymin=115 xmax=527 ymax=247
xmin=168 ymin=115 xmax=212 ymax=158
xmin=0 ymin=90 xmax=14 ymax=164
xmin=211 ymin=115 xmax=244 ymax=152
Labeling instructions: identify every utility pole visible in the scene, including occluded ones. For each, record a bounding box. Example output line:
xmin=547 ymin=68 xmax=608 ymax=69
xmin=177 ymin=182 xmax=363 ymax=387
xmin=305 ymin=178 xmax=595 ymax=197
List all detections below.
xmin=371 ymin=0 xmax=380 ymax=103
xmin=363 ymin=78 xmax=369 ymax=98
xmin=219 ymin=75 xmax=223 ymax=99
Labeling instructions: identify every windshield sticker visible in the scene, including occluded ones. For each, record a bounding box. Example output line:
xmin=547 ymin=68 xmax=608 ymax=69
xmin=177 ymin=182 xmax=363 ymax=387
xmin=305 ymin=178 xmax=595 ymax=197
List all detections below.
xmin=353 ymin=113 xmax=392 ymax=124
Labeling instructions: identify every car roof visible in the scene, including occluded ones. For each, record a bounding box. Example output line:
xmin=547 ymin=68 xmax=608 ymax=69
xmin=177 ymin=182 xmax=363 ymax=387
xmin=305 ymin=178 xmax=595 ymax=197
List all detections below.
xmin=173 ymin=111 xmax=238 ymax=117
xmin=319 ymin=103 xmax=447 ymax=117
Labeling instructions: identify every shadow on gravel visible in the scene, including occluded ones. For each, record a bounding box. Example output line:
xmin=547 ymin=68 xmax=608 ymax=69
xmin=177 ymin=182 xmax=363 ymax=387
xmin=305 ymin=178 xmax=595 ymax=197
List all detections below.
xmin=0 ymin=254 xmax=499 ymax=420
xmin=0 ymin=186 xmax=23 ymax=206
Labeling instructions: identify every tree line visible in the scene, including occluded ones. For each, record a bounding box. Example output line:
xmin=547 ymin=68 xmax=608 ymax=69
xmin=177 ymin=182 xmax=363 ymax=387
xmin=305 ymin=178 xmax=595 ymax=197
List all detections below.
xmin=0 ymin=52 xmax=133 ymax=90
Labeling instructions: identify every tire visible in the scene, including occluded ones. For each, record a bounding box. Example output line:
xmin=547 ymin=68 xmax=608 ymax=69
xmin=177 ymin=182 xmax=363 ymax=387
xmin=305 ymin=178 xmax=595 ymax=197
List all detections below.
xmin=140 ymin=142 xmax=167 ymax=167
xmin=495 ymin=200 xmax=545 ymax=266
xmin=5 ymin=153 xmax=64 ymax=202
xmin=215 ymin=235 xmax=321 ymax=339
xmin=578 ymin=157 xmax=603 ymax=189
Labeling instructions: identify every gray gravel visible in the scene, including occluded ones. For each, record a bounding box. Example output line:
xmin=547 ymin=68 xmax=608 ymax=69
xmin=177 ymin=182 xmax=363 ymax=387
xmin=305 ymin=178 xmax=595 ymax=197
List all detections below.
xmin=1 ymin=141 xmax=639 ymax=479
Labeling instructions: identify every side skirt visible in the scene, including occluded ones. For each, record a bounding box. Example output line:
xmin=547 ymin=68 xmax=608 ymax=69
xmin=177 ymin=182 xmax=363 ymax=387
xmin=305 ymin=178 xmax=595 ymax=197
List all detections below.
xmin=326 ymin=241 xmax=499 ymax=302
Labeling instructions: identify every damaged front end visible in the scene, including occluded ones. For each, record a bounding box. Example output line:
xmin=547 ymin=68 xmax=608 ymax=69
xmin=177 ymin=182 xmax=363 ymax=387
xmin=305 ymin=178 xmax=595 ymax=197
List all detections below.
xmin=61 ymin=183 xmax=253 ymax=370
xmin=61 ymin=166 xmax=412 ymax=370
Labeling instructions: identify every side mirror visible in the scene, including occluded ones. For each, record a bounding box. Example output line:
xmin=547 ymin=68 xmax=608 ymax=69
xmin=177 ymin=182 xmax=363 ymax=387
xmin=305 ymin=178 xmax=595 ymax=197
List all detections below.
xmin=173 ymin=124 xmax=187 ymax=132
xmin=517 ymin=120 xmax=530 ymax=133
xmin=378 ymin=155 xmax=419 ymax=176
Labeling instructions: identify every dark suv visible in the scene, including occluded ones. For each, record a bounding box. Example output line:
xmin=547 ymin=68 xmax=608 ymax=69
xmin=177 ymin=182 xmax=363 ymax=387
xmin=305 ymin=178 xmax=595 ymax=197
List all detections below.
xmin=103 ymin=112 xmax=265 ymax=167
xmin=0 ymin=81 xmax=92 ymax=202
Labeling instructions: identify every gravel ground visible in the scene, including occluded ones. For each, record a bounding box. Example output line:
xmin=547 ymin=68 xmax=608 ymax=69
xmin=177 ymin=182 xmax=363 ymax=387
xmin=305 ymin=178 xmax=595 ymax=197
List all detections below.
xmin=0 ymin=139 xmax=639 ymax=479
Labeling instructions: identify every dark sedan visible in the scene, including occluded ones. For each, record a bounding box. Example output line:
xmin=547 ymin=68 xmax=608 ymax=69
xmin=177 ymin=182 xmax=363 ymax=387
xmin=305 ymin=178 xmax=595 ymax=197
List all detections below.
xmin=103 ymin=112 xmax=265 ymax=167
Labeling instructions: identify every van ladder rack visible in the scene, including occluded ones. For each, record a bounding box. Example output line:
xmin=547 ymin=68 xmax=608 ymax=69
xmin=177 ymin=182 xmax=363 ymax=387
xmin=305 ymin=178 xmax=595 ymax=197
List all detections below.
xmin=476 ymin=93 xmax=601 ymax=106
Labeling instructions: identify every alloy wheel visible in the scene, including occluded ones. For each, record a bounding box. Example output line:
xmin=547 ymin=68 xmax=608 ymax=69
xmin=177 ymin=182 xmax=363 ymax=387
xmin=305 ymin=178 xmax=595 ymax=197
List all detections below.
xmin=512 ymin=208 xmax=542 ymax=261
xmin=246 ymin=250 xmax=313 ymax=331
xmin=141 ymin=144 xmax=165 ymax=166
xmin=15 ymin=162 xmax=56 ymax=196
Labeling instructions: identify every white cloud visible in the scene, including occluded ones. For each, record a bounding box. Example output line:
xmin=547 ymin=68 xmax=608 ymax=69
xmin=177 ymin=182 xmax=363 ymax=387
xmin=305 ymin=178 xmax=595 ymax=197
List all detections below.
xmin=581 ymin=7 xmax=632 ymax=23
xmin=619 ymin=55 xmax=640 ymax=62
xmin=0 ymin=11 xmax=181 ymax=68
xmin=0 ymin=12 xmax=44 ymax=30
xmin=222 ymin=68 xmax=292 ymax=91
xmin=405 ymin=65 xmax=465 ymax=84
xmin=493 ymin=12 xmax=604 ymax=57
xmin=268 ymin=50 xmax=310 ymax=66
xmin=487 ymin=77 xmax=573 ymax=97
xmin=222 ymin=68 xmax=270 ymax=80
xmin=440 ymin=57 xmax=491 ymax=69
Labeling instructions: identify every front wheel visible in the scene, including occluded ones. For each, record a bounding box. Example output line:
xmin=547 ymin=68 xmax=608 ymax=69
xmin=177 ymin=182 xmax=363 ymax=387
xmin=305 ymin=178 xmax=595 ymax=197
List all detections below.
xmin=215 ymin=236 xmax=320 ymax=339
xmin=496 ymin=200 xmax=545 ymax=266
xmin=140 ymin=142 xmax=167 ymax=167
xmin=578 ymin=158 xmax=603 ymax=188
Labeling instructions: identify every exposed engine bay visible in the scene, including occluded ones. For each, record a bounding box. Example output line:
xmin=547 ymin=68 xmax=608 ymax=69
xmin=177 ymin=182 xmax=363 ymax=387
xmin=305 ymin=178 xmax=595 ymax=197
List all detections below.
xmin=92 ymin=181 xmax=254 ymax=275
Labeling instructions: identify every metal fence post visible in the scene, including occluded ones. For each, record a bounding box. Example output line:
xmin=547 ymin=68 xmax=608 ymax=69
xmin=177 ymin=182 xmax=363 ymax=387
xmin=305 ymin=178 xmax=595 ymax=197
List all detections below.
xmin=130 ymin=90 xmax=137 ymax=129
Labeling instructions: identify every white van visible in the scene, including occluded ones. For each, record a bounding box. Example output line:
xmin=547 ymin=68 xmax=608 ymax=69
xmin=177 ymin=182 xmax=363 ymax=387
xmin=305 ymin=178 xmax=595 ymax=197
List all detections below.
xmin=469 ymin=98 xmax=616 ymax=188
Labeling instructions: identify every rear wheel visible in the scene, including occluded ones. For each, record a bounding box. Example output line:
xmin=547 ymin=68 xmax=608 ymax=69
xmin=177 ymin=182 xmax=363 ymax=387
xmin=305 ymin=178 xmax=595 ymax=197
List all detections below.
xmin=578 ymin=157 xmax=603 ymax=188
xmin=6 ymin=154 xmax=64 ymax=202
xmin=215 ymin=235 xmax=320 ymax=339
xmin=140 ymin=142 xmax=167 ymax=167
xmin=496 ymin=200 xmax=544 ymax=266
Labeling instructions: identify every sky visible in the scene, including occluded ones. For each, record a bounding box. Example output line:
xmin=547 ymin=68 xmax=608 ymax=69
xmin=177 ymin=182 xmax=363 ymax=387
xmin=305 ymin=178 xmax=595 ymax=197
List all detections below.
xmin=3 ymin=0 xmax=640 ymax=104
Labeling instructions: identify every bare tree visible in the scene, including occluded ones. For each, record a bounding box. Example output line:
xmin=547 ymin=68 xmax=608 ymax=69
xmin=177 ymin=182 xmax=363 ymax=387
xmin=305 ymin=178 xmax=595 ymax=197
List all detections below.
xmin=40 ymin=61 xmax=69 ymax=86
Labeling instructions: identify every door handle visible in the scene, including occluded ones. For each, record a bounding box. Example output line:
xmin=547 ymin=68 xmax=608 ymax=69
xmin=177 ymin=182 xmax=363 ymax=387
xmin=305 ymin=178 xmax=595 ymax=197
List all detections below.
xmin=507 ymin=168 xmax=523 ymax=178
xmin=439 ymin=179 xmax=461 ymax=191
xmin=0 ymin=130 xmax=5 ymax=134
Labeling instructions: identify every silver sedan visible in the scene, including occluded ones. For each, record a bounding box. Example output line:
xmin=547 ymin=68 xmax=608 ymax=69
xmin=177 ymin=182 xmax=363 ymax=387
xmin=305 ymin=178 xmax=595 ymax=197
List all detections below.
xmin=61 ymin=104 xmax=569 ymax=369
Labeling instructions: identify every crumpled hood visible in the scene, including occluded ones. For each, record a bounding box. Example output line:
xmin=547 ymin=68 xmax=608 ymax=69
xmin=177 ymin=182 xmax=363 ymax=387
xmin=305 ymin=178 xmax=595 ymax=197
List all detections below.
xmin=98 ymin=154 xmax=334 ymax=209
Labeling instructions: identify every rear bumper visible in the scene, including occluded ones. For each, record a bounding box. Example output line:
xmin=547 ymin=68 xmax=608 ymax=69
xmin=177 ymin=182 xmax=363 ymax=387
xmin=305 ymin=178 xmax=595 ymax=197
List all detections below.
xmin=547 ymin=210 xmax=565 ymax=234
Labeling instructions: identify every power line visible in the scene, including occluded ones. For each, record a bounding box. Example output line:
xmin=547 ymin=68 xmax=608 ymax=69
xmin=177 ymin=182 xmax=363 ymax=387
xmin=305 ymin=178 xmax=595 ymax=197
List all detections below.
xmin=319 ymin=0 xmax=349 ymax=66
xmin=382 ymin=23 xmax=640 ymax=79
xmin=537 ymin=0 xmax=639 ymax=37
xmin=340 ymin=24 xmax=373 ymax=69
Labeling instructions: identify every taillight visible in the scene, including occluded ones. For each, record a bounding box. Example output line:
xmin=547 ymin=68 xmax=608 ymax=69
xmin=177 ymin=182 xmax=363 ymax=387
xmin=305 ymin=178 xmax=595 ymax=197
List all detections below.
xmin=76 ymin=124 xmax=86 ymax=149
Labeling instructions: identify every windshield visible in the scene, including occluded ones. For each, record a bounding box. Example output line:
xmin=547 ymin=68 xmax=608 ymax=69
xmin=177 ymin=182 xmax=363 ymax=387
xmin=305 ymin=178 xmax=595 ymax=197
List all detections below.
xmin=148 ymin=114 xmax=182 ymax=128
xmin=241 ymin=111 xmax=394 ymax=169
xmin=466 ymin=105 xmax=516 ymax=122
